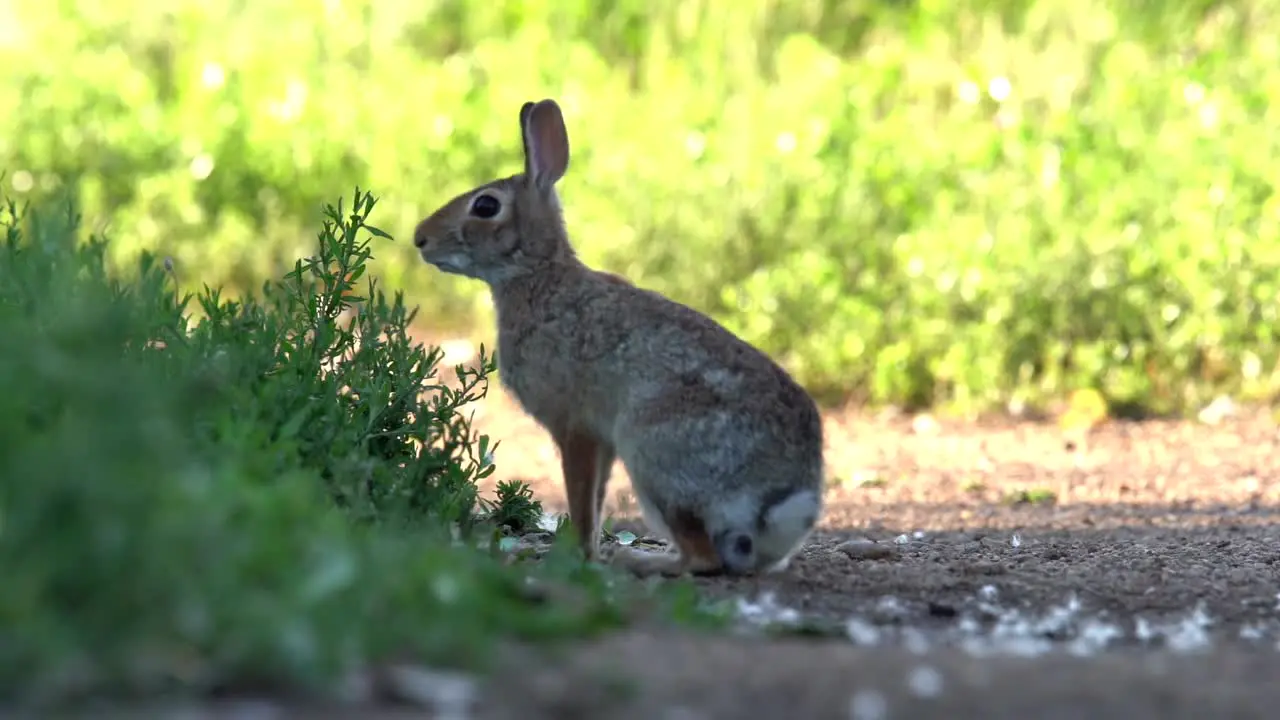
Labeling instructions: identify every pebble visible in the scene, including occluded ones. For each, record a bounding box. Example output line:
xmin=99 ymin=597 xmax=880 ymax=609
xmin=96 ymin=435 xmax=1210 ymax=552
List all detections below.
xmin=836 ymin=539 xmax=898 ymax=560
xmin=963 ymin=560 xmax=1007 ymax=575
xmin=911 ymin=413 xmax=941 ymax=435
xmin=379 ymin=665 xmax=478 ymax=715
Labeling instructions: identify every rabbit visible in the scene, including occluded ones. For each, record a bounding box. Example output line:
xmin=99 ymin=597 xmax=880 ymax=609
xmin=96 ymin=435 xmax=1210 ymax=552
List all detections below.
xmin=412 ymin=98 xmax=825 ymax=577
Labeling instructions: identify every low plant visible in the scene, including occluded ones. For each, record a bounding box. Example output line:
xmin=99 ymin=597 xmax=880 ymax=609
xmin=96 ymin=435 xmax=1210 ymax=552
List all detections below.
xmin=0 ymin=185 xmax=719 ymax=710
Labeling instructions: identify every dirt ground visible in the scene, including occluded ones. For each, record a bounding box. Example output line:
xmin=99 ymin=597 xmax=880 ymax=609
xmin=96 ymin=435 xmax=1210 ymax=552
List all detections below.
xmin=111 ymin=383 xmax=1280 ymax=719
xmin=450 ymin=378 xmax=1280 ymax=719
xmin=78 ymin=382 xmax=1280 ymax=720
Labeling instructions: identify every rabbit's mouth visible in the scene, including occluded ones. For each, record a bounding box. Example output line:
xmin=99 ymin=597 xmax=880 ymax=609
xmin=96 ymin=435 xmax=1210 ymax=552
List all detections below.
xmin=424 ymin=252 xmax=472 ymax=276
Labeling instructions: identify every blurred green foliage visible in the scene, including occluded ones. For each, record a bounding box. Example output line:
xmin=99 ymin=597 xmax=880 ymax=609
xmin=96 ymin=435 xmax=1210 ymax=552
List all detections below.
xmin=3 ymin=0 xmax=1280 ymax=414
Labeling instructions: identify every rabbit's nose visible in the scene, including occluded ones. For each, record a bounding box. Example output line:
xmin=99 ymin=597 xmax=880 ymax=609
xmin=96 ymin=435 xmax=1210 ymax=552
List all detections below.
xmin=412 ymin=222 xmax=429 ymax=248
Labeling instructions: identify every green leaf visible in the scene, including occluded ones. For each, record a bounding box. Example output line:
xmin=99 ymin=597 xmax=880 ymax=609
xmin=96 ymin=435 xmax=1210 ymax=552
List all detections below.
xmin=363 ymin=224 xmax=393 ymax=240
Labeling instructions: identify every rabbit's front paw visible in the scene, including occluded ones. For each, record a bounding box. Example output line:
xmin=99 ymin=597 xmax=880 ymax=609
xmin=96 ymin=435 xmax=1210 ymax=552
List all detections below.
xmin=610 ymin=546 xmax=724 ymax=578
xmin=610 ymin=546 xmax=687 ymax=577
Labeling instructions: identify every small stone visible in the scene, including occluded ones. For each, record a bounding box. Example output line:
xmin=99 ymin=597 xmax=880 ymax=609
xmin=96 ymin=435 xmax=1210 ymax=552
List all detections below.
xmin=927 ymin=601 xmax=958 ymax=618
xmin=849 ymin=689 xmax=889 ymax=720
xmin=912 ymin=413 xmax=941 ymax=435
xmin=336 ymin=669 xmax=375 ymax=704
xmin=222 ymin=700 xmax=284 ymax=720
xmin=1198 ymin=395 xmax=1237 ymax=425
xmin=907 ymin=665 xmax=944 ymax=698
xmin=378 ymin=665 xmax=478 ymax=713
xmin=837 ymin=539 xmax=898 ymax=560
xmin=965 ymin=561 xmax=1007 ymax=576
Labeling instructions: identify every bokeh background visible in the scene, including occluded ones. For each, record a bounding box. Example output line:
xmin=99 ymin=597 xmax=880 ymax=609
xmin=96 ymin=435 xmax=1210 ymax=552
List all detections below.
xmin=3 ymin=0 xmax=1279 ymax=414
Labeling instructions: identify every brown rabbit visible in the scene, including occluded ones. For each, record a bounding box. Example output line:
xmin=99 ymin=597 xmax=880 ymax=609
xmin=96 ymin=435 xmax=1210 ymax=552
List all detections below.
xmin=412 ymin=99 xmax=824 ymax=576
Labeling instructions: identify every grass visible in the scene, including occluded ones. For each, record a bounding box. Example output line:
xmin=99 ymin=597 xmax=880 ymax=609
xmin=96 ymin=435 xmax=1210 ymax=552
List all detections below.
xmin=0 ymin=186 xmax=728 ymax=711
xmin=1002 ymin=488 xmax=1059 ymax=506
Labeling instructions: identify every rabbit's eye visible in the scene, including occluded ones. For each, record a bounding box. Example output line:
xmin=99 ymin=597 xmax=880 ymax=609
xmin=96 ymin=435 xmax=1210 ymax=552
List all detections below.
xmin=469 ymin=194 xmax=501 ymax=219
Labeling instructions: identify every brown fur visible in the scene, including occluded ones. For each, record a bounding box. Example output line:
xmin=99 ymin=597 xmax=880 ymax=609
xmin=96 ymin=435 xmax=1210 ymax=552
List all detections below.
xmin=413 ymin=99 xmax=825 ymax=577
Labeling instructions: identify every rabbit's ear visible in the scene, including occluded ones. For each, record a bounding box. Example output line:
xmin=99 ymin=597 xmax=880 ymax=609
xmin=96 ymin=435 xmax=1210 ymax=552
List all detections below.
xmin=520 ymin=99 xmax=569 ymax=191
xmin=518 ymin=101 xmax=535 ymax=167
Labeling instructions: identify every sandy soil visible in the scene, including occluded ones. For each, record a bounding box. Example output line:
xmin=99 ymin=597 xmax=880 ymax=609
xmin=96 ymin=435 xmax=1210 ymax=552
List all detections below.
xmin=448 ymin=372 xmax=1280 ymax=719
xmin=470 ymin=379 xmax=1280 ymax=623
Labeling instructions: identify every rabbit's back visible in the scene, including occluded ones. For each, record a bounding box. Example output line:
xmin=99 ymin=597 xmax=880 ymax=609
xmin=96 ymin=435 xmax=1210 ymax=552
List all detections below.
xmin=491 ymin=264 xmax=821 ymax=460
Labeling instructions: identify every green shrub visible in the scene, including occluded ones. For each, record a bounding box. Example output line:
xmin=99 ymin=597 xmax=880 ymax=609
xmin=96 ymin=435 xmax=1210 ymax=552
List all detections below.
xmin=175 ymin=188 xmax=505 ymax=529
xmin=0 ymin=186 xmax=716 ymax=709
xmin=3 ymin=0 xmax=1280 ymax=414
